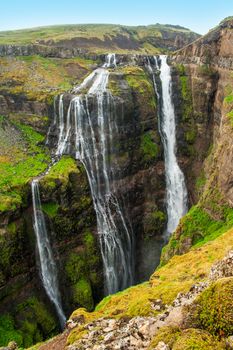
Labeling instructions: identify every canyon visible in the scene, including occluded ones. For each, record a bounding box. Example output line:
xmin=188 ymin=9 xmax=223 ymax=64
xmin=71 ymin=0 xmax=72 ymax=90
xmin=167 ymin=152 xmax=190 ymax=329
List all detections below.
xmin=0 ymin=16 xmax=232 ymax=350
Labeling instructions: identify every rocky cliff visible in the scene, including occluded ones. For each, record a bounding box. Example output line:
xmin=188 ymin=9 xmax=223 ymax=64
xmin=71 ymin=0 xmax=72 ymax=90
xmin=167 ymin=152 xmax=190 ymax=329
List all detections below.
xmin=161 ymin=17 xmax=233 ymax=262
xmin=0 ymin=17 xmax=233 ymax=350
xmin=35 ymin=17 xmax=233 ymax=350
xmin=0 ymin=55 xmax=166 ymax=347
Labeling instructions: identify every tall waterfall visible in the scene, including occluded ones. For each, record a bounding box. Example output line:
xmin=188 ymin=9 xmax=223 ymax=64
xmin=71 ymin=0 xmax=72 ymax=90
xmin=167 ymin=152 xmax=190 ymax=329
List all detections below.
xmin=51 ymin=53 xmax=134 ymax=294
xmin=32 ymin=179 xmax=66 ymax=327
xmin=149 ymin=55 xmax=188 ymax=236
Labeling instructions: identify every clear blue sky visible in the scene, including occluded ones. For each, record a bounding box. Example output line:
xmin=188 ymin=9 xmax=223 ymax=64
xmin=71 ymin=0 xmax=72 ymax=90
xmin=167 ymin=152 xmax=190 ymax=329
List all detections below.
xmin=1 ymin=0 xmax=232 ymax=34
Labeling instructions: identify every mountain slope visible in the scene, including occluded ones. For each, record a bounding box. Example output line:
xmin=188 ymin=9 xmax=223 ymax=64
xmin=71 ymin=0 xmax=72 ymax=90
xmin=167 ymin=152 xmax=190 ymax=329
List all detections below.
xmin=0 ymin=23 xmax=200 ymax=54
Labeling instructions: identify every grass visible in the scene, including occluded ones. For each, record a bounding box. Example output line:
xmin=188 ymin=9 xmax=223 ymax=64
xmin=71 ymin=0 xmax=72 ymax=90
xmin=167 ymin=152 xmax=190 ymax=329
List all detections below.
xmin=0 ymin=55 xmax=96 ymax=102
xmin=161 ymin=202 xmax=233 ymax=265
xmin=224 ymin=94 xmax=233 ymax=104
xmin=227 ymin=110 xmax=233 ymax=127
xmin=0 ymin=24 xmax=199 ymax=54
xmin=0 ymin=117 xmax=50 ymax=212
xmin=67 ymin=226 xmax=233 ymax=344
xmin=41 ymin=202 xmax=59 ymax=217
xmin=0 ymin=314 xmax=23 ymax=347
xmin=40 ymin=156 xmax=78 ymax=191
xmin=140 ymin=132 xmax=159 ymax=161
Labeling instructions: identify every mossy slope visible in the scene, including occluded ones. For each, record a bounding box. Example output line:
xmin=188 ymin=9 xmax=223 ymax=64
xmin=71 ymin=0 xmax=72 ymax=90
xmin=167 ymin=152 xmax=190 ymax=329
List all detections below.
xmin=67 ymin=227 xmax=233 ymax=345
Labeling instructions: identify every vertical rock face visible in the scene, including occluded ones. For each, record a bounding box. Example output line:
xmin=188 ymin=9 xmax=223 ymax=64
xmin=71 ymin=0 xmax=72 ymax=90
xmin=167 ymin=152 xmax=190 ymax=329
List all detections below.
xmin=161 ymin=17 xmax=233 ymax=261
xmin=0 ymin=56 xmax=167 ymax=346
xmin=47 ymin=63 xmax=166 ymax=285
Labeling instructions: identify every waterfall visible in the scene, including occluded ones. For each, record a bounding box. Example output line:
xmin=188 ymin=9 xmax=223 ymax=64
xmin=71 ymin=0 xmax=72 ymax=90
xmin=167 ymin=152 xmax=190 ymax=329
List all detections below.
xmin=103 ymin=53 xmax=117 ymax=68
xmin=50 ymin=54 xmax=134 ymax=295
xmin=31 ymin=179 xmax=66 ymax=327
xmin=149 ymin=55 xmax=188 ymax=236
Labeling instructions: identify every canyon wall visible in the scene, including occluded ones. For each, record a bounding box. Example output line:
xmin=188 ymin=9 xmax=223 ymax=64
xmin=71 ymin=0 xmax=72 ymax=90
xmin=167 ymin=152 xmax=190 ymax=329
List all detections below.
xmin=162 ymin=17 xmax=233 ymax=262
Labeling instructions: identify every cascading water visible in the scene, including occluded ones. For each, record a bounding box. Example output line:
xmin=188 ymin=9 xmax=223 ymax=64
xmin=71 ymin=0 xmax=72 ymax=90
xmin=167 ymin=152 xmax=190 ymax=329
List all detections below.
xmin=148 ymin=55 xmax=188 ymax=236
xmin=51 ymin=54 xmax=134 ymax=295
xmin=32 ymin=179 xmax=66 ymax=327
xmin=103 ymin=53 xmax=117 ymax=68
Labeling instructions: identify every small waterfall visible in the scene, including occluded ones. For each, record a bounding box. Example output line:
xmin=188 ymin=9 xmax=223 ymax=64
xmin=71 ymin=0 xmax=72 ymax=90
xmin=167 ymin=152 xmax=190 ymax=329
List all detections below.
xmin=148 ymin=55 xmax=188 ymax=236
xmin=31 ymin=179 xmax=66 ymax=327
xmin=104 ymin=53 xmax=117 ymax=68
xmin=49 ymin=54 xmax=134 ymax=295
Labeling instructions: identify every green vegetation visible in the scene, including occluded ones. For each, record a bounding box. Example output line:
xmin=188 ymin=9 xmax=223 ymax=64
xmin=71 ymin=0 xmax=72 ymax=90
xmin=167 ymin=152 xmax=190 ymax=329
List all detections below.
xmin=224 ymin=94 xmax=233 ymax=104
xmin=73 ymin=279 xmax=94 ymax=311
xmin=16 ymin=297 xmax=57 ymax=348
xmin=178 ymin=69 xmax=193 ymax=122
xmin=42 ymin=202 xmax=59 ymax=217
xmin=176 ymin=64 xmax=197 ymax=157
xmin=40 ymin=156 xmax=78 ymax=191
xmin=68 ymin=227 xmax=233 ymax=344
xmin=0 ymin=55 xmax=96 ymax=102
xmin=0 ymin=24 xmax=199 ymax=54
xmin=148 ymin=327 xmax=224 ymax=350
xmin=0 ymin=297 xmax=57 ymax=348
xmin=148 ymin=326 xmax=181 ymax=349
xmin=0 ymin=117 xmax=49 ymax=212
xmin=161 ymin=203 xmax=233 ymax=264
xmin=144 ymin=209 xmax=166 ymax=237
xmin=0 ymin=314 xmax=23 ymax=347
xmin=187 ymin=277 xmax=233 ymax=337
xmin=124 ymin=66 xmax=153 ymax=93
xmin=65 ymin=230 xmax=100 ymax=310
xmin=140 ymin=132 xmax=159 ymax=162
xmin=173 ymin=329 xmax=224 ymax=350
xmin=195 ymin=171 xmax=206 ymax=195
xmin=227 ymin=110 xmax=233 ymax=127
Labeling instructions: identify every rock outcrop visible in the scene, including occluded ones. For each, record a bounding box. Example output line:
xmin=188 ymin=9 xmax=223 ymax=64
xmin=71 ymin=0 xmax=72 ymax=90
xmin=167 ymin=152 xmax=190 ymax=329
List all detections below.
xmin=161 ymin=17 xmax=233 ymax=262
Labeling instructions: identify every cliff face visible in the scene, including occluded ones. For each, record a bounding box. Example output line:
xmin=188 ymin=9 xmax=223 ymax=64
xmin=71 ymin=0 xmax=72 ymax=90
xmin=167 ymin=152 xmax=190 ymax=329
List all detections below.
xmin=0 ymin=56 xmax=167 ymax=347
xmin=1 ymin=18 xmax=232 ymax=349
xmin=162 ymin=17 xmax=233 ymax=262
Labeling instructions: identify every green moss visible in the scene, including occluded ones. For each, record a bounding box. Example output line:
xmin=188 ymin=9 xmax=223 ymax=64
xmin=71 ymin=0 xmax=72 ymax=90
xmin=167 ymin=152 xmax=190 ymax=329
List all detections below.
xmin=144 ymin=209 xmax=166 ymax=237
xmin=187 ymin=278 xmax=233 ymax=337
xmin=224 ymin=95 xmax=233 ymax=104
xmin=161 ymin=203 xmax=233 ymax=264
xmin=42 ymin=202 xmax=59 ymax=217
xmin=148 ymin=326 xmax=181 ymax=349
xmin=83 ymin=230 xmax=100 ymax=269
xmin=0 ymin=221 xmax=28 ymax=279
xmin=69 ymin=228 xmax=233 ymax=334
xmin=73 ymin=278 xmax=94 ymax=311
xmin=227 ymin=110 xmax=233 ymax=127
xmin=180 ymin=75 xmax=193 ymax=121
xmin=0 ymin=120 xmax=49 ymax=212
xmin=140 ymin=132 xmax=159 ymax=161
xmin=121 ymin=66 xmax=156 ymax=112
xmin=16 ymin=296 xmax=57 ymax=348
xmin=185 ymin=129 xmax=197 ymax=144
xmin=176 ymin=64 xmax=186 ymax=76
xmin=124 ymin=67 xmax=152 ymax=93
xmin=41 ymin=156 xmax=78 ymax=191
xmin=195 ymin=171 xmax=206 ymax=194
xmin=0 ymin=55 xmax=95 ymax=102
xmin=65 ymin=253 xmax=86 ymax=283
xmin=0 ymin=314 xmax=23 ymax=347
xmin=65 ymin=231 xmax=100 ymax=309
xmin=173 ymin=329 xmax=224 ymax=350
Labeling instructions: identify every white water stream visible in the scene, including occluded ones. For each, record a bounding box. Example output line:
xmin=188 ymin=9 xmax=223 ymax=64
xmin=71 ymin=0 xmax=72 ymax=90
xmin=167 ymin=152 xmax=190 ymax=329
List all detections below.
xmin=31 ymin=179 xmax=66 ymax=327
xmin=53 ymin=53 xmax=134 ymax=294
xmin=150 ymin=55 xmax=188 ymax=236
